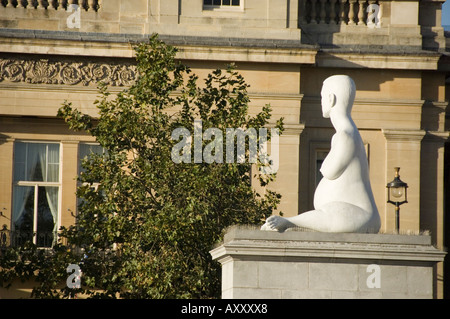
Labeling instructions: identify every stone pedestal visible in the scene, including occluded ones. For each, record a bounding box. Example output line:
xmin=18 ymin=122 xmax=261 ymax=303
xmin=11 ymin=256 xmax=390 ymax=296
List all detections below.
xmin=210 ymin=226 xmax=446 ymax=299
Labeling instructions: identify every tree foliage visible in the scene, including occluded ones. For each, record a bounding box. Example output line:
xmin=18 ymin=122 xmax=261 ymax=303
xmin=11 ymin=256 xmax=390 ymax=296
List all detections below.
xmin=0 ymin=34 xmax=283 ymax=298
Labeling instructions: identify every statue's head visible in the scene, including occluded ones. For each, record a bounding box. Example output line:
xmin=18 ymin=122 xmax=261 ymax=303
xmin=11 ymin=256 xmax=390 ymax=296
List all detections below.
xmin=321 ymin=75 xmax=356 ymax=118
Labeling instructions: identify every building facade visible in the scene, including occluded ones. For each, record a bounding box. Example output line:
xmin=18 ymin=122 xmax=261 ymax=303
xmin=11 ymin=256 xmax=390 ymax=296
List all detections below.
xmin=0 ymin=0 xmax=449 ymax=298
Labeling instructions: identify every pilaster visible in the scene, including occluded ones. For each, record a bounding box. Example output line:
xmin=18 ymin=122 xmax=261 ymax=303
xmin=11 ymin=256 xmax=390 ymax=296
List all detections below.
xmin=382 ymin=129 xmax=425 ymax=232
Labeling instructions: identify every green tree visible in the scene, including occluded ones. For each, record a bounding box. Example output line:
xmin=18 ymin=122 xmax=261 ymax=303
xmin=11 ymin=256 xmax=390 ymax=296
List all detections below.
xmin=0 ymin=35 xmax=283 ymax=298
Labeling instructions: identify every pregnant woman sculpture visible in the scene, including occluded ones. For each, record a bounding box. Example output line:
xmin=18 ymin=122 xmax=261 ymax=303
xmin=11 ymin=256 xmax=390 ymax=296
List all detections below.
xmin=261 ymin=75 xmax=381 ymax=233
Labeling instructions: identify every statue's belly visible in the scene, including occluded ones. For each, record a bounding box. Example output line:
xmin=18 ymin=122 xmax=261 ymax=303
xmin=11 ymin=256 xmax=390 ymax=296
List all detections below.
xmin=313 ymin=172 xmax=374 ymax=213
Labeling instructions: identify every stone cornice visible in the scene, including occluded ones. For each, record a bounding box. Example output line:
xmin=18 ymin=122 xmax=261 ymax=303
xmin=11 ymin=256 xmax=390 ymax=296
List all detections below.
xmin=210 ymin=226 xmax=446 ymax=263
xmin=0 ymin=29 xmax=318 ymax=63
xmin=0 ymin=29 xmax=442 ymax=70
xmin=1 ymin=29 xmax=444 ymax=68
xmin=317 ymin=50 xmax=442 ymax=70
xmin=175 ymin=44 xmax=317 ymax=64
xmin=422 ymin=130 xmax=450 ymax=144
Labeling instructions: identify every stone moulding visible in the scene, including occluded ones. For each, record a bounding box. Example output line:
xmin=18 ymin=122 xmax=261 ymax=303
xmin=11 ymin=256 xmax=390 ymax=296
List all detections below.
xmin=0 ymin=57 xmax=137 ymax=86
xmin=211 ymin=226 xmax=447 ymax=264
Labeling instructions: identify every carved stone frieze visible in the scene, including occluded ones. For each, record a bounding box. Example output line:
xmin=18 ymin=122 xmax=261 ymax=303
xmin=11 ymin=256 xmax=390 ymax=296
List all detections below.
xmin=0 ymin=57 xmax=137 ymax=87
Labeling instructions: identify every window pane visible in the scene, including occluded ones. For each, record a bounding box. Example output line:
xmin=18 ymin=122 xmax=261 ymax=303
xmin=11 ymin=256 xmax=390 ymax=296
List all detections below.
xmin=27 ymin=143 xmax=46 ymax=182
xmin=47 ymin=144 xmax=60 ymax=164
xmin=315 ymin=151 xmax=329 ymax=187
xmin=37 ymin=186 xmax=58 ymax=247
xmin=79 ymin=143 xmax=105 ymax=175
xmin=223 ymin=0 xmax=230 ymax=5
xmin=232 ymin=0 xmax=240 ymax=5
xmin=213 ymin=0 xmax=221 ymax=5
xmin=13 ymin=142 xmax=26 ymax=182
xmin=79 ymin=144 xmax=104 ymax=159
xmin=204 ymin=0 xmax=212 ymax=5
xmin=12 ymin=185 xmax=35 ymax=245
xmin=46 ymin=144 xmax=60 ymax=182
xmin=47 ymin=163 xmax=60 ymax=183
xmin=14 ymin=142 xmax=60 ymax=182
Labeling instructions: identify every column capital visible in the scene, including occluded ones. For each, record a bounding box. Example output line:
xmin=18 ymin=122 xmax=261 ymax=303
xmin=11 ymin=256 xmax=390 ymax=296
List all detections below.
xmin=382 ymin=129 xmax=426 ymax=142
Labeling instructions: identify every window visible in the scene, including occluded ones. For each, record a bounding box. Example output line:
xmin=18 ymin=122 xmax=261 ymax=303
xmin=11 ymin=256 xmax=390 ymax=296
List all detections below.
xmin=204 ymin=0 xmax=241 ymax=7
xmin=77 ymin=143 xmax=106 ymax=198
xmin=12 ymin=142 xmax=60 ymax=247
xmin=78 ymin=143 xmax=105 ymax=178
xmin=315 ymin=150 xmax=329 ymax=187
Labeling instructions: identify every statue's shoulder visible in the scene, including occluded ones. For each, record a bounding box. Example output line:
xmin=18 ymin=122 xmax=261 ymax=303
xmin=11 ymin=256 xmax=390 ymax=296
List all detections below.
xmin=330 ymin=130 xmax=358 ymax=155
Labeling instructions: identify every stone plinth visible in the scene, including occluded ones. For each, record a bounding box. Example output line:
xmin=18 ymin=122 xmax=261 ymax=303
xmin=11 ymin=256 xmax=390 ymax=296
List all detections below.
xmin=210 ymin=226 xmax=446 ymax=299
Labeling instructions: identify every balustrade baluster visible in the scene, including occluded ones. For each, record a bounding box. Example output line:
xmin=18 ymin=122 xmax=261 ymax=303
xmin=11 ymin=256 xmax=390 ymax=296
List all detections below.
xmin=369 ymin=0 xmax=381 ymax=27
xmin=329 ymin=0 xmax=337 ymax=24
xmin=376 ymin=0 xmax=381 ymax=26
xmin=87 ymin=0 xmax=95 ymax=11
xmin=357 ymin=0 xmax=366 ymax=25
xmin=299 ymin=0 xmax=307 ymax=24
xmin=348 ymin=0 xmax=356 ymax=25
xmin=319 ymin=0 xmax=326 ymax=24
xmin=17 ymin=0 xmax=26 ymax=8
xmin=339 ymin=0 xmax=346 ymax=24
xmin=54 ymin=0 xmax=62 ymax=10
xmin=310 ymin=0 xmax=317 ymax=24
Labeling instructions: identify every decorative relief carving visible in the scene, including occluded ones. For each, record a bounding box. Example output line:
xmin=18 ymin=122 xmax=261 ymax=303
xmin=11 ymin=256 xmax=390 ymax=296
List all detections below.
xmin=0 ymin=58 xmax=137 ymax=86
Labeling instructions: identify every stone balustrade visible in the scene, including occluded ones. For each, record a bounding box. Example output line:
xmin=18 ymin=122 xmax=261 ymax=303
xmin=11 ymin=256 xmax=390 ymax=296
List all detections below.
xmin=0 ymin=0 xmax=101 ymax=11
xmin=300 ymin=0 xmax=382 ymax=27
xmin=0 ymin=0 xmax=442 ymax=51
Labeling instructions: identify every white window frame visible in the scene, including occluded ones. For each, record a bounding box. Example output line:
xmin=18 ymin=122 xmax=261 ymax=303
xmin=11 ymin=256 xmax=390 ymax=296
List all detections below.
xmin=12 ymin=141 xmax=62 ymax=247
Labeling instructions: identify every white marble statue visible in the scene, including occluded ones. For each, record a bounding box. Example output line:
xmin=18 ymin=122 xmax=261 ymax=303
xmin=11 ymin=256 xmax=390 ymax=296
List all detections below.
xmin=261 ymin=75 xmax=381 ymax=233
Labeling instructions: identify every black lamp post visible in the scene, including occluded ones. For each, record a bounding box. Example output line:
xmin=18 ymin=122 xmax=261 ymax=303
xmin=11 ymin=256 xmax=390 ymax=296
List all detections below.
xmin=386 ymin=167 xmax=408 ymax=232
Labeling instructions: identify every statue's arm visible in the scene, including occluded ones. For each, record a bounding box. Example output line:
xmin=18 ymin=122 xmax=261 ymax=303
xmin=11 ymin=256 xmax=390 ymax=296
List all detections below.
xmin=320 ymin=132 xmax=355 ymax=180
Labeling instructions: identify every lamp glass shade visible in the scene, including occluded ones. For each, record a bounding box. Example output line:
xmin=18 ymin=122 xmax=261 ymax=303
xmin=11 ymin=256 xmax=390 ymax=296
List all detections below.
xmin=390 ymin=186 xmax=404 ymax=199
